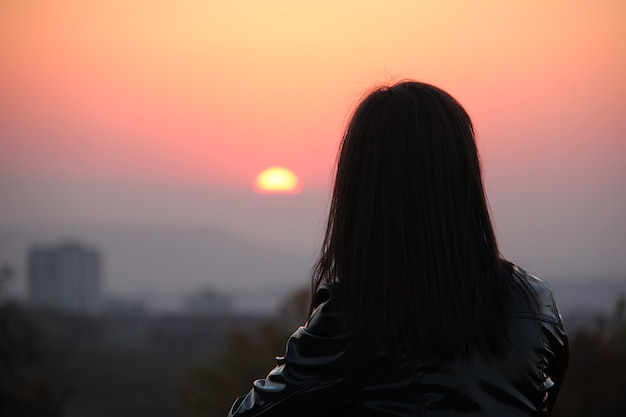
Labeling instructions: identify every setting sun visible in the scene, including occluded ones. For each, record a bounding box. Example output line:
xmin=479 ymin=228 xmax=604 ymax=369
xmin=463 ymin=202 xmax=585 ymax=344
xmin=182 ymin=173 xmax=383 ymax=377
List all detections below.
xmin=253 ymin=167 xmax=301 ymax=194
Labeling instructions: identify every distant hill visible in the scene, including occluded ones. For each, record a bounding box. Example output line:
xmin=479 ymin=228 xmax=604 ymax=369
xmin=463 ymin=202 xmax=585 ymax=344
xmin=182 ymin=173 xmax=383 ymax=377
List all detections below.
xmin=0 ymin=223 xmax=315 ymax=312
xmin=548 ymin=277 xmax=626 ymax=329
xmin=1 ymin=224 xmax=624 ymax=319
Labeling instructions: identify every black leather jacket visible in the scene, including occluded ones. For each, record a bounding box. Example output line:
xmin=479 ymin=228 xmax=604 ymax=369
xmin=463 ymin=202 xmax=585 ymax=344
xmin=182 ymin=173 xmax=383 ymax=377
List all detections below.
xmin=228 ymin=265 xmax=569 ymax=416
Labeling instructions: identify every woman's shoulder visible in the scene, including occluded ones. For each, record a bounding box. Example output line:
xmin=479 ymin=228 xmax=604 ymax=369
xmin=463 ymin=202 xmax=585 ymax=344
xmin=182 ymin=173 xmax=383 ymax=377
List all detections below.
xmin=304 ymin=283 xmax=351 ymax=338
xmin=505 ymin=263 xmax=564 ymax=324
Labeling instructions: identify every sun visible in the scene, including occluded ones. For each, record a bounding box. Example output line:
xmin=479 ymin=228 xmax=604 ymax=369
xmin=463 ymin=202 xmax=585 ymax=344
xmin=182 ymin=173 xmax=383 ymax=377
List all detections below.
xmin=253 ymin=166 xmax=301 ymax=194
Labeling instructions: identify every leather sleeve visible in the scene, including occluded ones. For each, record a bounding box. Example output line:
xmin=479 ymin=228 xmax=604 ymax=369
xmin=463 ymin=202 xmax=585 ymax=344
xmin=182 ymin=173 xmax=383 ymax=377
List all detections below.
xmin=543 ymin=287 xmax=569 ymax=414
xmin=521 ymin=269 xmax=569 ymax=414
xmin=228 ymin=286 xmax=354 ymax=417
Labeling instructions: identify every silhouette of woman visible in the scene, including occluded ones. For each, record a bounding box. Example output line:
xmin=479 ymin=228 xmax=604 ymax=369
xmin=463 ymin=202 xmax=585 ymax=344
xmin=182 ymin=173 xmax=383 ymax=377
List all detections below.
xmin=228 ymin=81 xmax=569 ymax=416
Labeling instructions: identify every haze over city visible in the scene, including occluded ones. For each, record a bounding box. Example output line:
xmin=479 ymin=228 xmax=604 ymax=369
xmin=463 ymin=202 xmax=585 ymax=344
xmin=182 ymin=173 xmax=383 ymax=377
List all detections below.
xmin=1 ymin=0 xmax=625 ymax=312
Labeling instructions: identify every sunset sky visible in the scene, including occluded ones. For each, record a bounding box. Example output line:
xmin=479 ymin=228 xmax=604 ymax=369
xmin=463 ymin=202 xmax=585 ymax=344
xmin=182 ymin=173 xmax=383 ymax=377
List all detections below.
xmin=1 ymin=1 xmax=625 ymax=302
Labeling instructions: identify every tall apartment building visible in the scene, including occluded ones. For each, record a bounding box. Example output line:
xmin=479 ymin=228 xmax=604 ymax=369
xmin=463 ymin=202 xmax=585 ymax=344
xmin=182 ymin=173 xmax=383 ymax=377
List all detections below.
xmin=28 ymin=243 xmax=101 ymax=314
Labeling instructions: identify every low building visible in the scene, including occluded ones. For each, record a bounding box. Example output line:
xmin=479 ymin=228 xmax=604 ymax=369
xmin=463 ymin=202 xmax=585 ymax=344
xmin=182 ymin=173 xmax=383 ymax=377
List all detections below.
xmin=184 ymin=289 xmax=232 ymax=315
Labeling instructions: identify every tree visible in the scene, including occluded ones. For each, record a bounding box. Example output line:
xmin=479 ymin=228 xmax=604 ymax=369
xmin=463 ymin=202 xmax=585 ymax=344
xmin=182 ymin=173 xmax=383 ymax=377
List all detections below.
xmin=179 ymin=321 xmax=292 ymax=417
xmin=179 ymin=287 xmax=310 ymax=417
xmin=551 ymin=295 xmax=626 ymax=417
xmin=0 ymin=263 xmax=68 ymax=416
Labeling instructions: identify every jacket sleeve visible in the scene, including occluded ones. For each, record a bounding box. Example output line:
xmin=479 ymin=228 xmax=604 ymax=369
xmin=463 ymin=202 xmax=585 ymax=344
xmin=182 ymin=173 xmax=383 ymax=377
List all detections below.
xmin=511 ymin=266 xmax=569 ymax=415
xmin=227 ymin=285 xmax=354 ymax=417
xmin=543 ymin=287 xmax=569 ymax=414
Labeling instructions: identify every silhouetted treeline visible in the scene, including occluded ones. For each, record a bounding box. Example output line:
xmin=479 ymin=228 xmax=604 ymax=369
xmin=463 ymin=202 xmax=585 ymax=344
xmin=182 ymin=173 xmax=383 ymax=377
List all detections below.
xmin=0 ymin=260 xmax=270 ymax=417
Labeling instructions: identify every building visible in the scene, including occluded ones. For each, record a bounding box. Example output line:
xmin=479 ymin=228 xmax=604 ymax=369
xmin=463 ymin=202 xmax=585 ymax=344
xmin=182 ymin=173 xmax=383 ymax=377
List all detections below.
xmin=183 ymin=289 xmax=232 ymax=315
xmin=28 ymin=243 xmax=101 ymax=315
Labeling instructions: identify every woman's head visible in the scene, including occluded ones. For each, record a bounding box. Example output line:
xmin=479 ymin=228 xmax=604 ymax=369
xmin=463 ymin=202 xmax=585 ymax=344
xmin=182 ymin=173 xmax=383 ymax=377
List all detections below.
xmin=314 ymin=81 xmax=507 ymax=359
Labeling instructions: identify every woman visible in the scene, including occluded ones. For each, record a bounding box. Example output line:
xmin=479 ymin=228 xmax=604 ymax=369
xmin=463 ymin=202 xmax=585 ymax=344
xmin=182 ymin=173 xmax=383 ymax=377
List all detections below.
xmin=228 ymin=81 xmax=569 ymax=416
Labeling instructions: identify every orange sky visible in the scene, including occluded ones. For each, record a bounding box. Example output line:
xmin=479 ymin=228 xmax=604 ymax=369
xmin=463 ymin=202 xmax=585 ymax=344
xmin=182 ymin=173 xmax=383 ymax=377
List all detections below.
xmin=1 ymin=0 xmax=624 ymax=190
xmin=1 ymin=0 xmax=626 ymax=299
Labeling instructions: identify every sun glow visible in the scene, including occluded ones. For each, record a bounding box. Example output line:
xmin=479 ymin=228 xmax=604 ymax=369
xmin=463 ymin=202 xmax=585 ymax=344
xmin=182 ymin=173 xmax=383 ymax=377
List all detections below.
xmin=253 ymin=166 xmax=301 ymax=194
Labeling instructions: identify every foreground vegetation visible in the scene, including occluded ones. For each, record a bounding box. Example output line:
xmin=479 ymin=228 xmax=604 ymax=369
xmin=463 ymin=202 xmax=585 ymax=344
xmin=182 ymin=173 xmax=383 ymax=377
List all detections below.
xmin=1 ymin=276 xmax=624 ymax=416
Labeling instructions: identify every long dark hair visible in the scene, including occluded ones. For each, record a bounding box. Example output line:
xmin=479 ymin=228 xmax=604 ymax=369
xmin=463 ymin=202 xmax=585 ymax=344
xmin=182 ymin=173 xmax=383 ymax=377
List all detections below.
xmin=312 ymin=81 xmax=509 ymax=360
